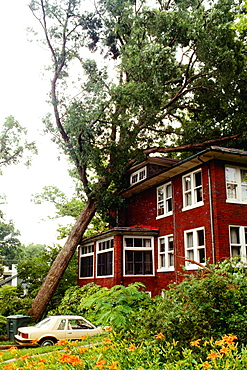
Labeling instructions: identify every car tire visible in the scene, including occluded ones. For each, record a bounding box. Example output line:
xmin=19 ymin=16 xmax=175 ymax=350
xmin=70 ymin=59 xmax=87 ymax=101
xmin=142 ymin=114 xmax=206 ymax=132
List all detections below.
xmin=39 ymin=338 xmax=56 ymax=346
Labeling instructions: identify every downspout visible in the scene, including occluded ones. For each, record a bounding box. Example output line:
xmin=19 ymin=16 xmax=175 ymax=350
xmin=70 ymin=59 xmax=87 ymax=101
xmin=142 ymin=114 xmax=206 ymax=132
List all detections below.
xmin=197 ymin=155 xmax=216 ymax=264
xmin=207 ymin=167 xmax=216 ymax=264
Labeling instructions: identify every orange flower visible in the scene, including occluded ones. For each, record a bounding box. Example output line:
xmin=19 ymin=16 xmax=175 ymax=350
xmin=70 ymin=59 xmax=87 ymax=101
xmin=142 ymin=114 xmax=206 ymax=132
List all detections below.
xmin=60 ymin=353 xmax=83 ymax=365
xmin=220 ymin=347 xmax=229 ymax=354
xmin=215 ymin=340 xmax=224 ymax=346
xmin=106 ymin=361 xmax=120 ymax=369
xmin=19 ymin=354 xmax=30 ymax=361
xmin=38 ymin=359 xmax=46 ymax=363
xmin=190 ymin=339 xmax=201 ymax=347
xmin=207 ymin=352 xmax=221 ymax=360
xmin=79 ymin=347 xmax=88 ymax=354
xmin=94 ymin=359 xmax=107 ymax=369
xmin=202 ymin=362 xmax=211 ymax=369
xmin=57 ymin=339 xmax=67 ymax=346
xmin=103 ymin=338 xmax=113 ymax=345
xmin=155 ymin=333 xmax=164 ymax=339
xmin=105 ymin=326 xmax=112 ymax=332
xmin=127 ymin=345 xmax=136 ymax=351
xmin=222 ymin=334 xmax=238 ymax=345
xmin=6 ymin=346 xmax=17 ymax=352
xmin=80 ymin=335 xmax=88 ymax=340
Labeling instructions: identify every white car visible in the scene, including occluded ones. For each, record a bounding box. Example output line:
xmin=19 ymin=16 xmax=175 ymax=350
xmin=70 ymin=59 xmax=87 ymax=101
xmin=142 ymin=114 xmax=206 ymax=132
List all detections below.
xmin=14 ymin=315 xmax=103 ymax=346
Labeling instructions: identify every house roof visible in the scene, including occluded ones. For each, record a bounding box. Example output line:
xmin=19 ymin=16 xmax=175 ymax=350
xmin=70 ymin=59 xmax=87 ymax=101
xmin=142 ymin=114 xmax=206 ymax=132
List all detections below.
xmin=121 ymin=146 xmax=247 ymax=198
xmin=80 ymin=226 xmax=159 ymax=245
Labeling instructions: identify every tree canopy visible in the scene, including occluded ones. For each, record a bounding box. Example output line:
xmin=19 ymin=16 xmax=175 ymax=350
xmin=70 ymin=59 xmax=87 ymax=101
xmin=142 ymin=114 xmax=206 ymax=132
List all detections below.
xmin=0 ymin=115 xmax=37 ymax=173
xmin=29 ymin=0 xmax=247 ymax=321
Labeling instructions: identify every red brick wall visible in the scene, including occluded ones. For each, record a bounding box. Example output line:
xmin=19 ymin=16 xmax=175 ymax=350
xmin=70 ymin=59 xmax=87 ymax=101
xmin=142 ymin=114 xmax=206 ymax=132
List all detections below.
xmin=79 ymin=159 xmax=247 ymax=296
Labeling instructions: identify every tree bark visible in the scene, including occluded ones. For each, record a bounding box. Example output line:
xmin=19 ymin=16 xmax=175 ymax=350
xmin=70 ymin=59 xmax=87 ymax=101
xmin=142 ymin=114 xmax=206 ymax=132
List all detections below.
xmin=29 ymin=199 xmax=96 ymax=322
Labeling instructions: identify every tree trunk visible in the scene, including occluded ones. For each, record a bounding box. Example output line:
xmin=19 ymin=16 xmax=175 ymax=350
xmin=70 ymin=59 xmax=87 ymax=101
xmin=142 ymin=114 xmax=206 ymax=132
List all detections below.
xmin=29 ymin=199 xmax=96 ymax=322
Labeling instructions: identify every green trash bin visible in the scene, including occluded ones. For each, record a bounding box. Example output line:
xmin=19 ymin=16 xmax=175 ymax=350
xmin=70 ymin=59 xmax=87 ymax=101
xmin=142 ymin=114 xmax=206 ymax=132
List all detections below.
xmin=6 ymin=315 xmax=30 ymax=342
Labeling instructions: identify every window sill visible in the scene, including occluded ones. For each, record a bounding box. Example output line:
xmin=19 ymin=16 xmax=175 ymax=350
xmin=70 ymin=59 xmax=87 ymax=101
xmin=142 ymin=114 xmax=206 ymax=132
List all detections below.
xmin=156 ymin=212 xmax=173 ymax=220
xmin=226 ymin=199 xmax=247 ymax=205
xmin=182 ymin=201 xmax=204 ymax=212
xmin=157 ymin=268 xmax=174 ymax=272
xmin=123 ymin=274 xmax=155 ymax=277
xmin=185 ymin=264 xmax=206 ymax=270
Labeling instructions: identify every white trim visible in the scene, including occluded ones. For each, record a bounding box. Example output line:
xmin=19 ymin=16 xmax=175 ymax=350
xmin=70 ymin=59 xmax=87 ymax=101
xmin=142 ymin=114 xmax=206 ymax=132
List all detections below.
xmin=182 ymin=169 xmax=203 ymax=211
xmin=123 ymin=235 xmax=154 ymax=277
xmin=79 ymin=243 xmax=94 ymax=279
xmin=229 ymin=225 xmax=247 ymax=262
xmin=156 ymin=182 xmax=173 ymax=219
xmin=96 ymin=237 xmax=114 ymax=278
xmin=130 ymin=166 xmax=147 ymax=186
xmin=225 ymin=165 xmax=247 ymax=203
xmin=157 ymin=234 xmax=174 ymax=271
xmin=184 ymin=227 xmax=206 ymax=270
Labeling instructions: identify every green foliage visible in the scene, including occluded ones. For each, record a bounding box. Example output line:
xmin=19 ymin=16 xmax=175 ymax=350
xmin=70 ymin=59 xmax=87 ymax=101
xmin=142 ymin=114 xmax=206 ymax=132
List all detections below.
xmin=48 ymin=283 xmax=101 ymax=316
xmin=17 ymin=245 xmax=78 ymax=311
xmin=0 ymin=285 xmax=32 ymax=317
xmin=139 ymin=258 xmax=247 ymax=348
xmin=31 ymin=185 xmax=108 ymax=238
xmin=0 ymin=115 xmax=37 ymax=173
xmin=0 ymin=218 xmax=22 ymax=267
xmin=80 ymin=282 xmax=152 ymax=329
xmin=29 ymin=0 xmax=247 ymax=222
xmin=0 ymin=315 xmax=6 ymax=337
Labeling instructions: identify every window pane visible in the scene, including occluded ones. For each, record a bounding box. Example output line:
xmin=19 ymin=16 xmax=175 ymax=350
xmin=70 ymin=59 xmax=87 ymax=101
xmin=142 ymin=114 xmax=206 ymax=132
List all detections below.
xmin=195 ymin=172 xmax=202 ymax=187
xmin=134 ymin=238 xmax=142 ymax=248
xmin=241 ymin=170 xmax=247 ymax=183
xmin=160 ymin=254 xmax=165 ymax=268
xmin=198 ymin=248 xmax=205 ymax=263
xmin=158 ymin=204 xmax=164 ymax=215
xmin=231 ymin=246 xmax=240 ymax=256
xmin=187 ymin=232 xmax=193 ymax=248
xmin=125 ymin=238 xmax=133 ymax=247
xmin=195 ymin=187 xmax=202 ymax=202
xmin=226 ymin=167 xmax=237 ymax=182
xmin=168 ymin=236 xmax=173 ymax=251
xmin=97 ymin=251 xmax=112 ymax=276
xmin=230 ymin=227 xmax=240 ymax=244
xmin=185 ymin=192 xmax=192 ymax=206
xmin=166 ymin=198 xmax=172 ymax=212
xmin=166 ymin=184 xmax=172 ymax=198
xmin=184 ymin=176 xmax=191 ymax=191
xmin=227 ymin=184 xmax=237 ymax=199
xmin=158 ymin=187 xmax=164 ymax=202
xmin=168 ymin=253 xmax=174 ymax=267
xmin=187 ymin=250 xmax=194 ymax=260
xmin=197 ymin=230 xmax=204 ymax=246
xmin=143 ymin=239 xmax=151 ymax=248
xmin=80 ymin=256 xmax=93 ymax=278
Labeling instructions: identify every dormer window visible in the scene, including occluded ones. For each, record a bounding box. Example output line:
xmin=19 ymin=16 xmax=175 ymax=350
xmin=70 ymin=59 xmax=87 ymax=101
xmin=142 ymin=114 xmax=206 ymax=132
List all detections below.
xmin=130 ymin=166 xmax=147 ymax=186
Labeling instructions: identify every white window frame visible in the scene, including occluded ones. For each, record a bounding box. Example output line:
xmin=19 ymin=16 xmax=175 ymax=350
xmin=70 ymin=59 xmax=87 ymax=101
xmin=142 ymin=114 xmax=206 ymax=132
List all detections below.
xmin=156 ymin=182 xmax=173 ymax=219
xmin=79 ymin=244 xmax=94 ymax=279
xmin=130 ymin=166 xmax=147 ymax=186
xmin=157 ymin=234 xmax=174 ymax=271
xmin=184 ymin=227 xmax=206 ymax=269
xmin=229 ymin=225 xmax=247 ymax=262
xmin=123 ymin=236 xmax=154 ymax=276
xmin=96 ymin=238 xmax=114 ymax=278
xmin=182 ymin=169 xmax=203 ymax=211
xmin=225 ymin=166 xmax=247 ymax=204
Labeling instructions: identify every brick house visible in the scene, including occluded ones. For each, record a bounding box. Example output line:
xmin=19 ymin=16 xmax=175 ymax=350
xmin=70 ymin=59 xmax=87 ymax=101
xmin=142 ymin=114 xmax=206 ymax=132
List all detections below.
xmin=78 ymin=146 xmax=247 ymax=296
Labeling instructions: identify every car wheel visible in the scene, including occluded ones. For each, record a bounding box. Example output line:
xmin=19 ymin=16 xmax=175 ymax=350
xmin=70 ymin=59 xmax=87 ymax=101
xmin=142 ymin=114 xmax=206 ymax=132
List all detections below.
xmin=39 ymin=338 xmax=56 ymax=346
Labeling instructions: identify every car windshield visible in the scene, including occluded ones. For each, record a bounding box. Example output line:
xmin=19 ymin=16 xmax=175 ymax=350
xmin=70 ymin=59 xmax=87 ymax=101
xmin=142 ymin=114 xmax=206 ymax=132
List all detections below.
xmin=35 ymin=318 xmax=53 ymax=328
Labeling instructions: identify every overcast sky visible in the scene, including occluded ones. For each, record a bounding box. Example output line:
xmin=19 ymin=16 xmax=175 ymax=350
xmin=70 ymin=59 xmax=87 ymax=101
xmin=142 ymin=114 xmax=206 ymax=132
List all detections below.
xmin=0 ymin=0 xmax=75 ymax=246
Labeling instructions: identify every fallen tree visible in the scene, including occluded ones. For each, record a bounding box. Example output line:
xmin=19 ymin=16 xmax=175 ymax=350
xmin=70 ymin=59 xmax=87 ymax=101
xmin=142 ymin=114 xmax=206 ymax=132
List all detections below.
xmin=29 ymin=0 xmax=247 ymax=321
